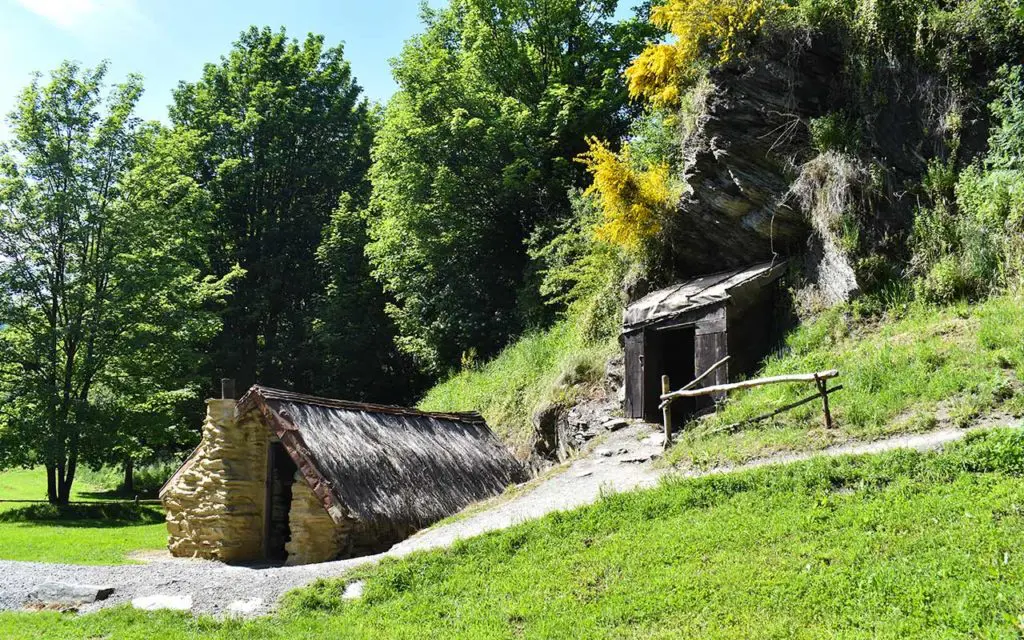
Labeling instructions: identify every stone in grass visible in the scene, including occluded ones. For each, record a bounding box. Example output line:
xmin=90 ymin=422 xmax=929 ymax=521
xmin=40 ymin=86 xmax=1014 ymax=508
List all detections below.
xmin=601 ymin=418 xmax=629 ymax=432
xmin=131 ymin=594 xmax=193 ymax=611
xmin=342 ymin=581 xmax=365 ymax=600
xmin=25 ymin=583 xmax=114 ymax=609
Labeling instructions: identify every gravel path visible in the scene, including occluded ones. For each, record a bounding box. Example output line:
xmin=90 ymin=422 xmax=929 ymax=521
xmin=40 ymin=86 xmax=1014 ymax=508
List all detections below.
xmin=1 ymin=418 xmax=1019 ymax=616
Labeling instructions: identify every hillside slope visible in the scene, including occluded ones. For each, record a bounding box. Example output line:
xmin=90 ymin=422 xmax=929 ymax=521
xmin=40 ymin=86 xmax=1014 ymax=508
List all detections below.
xmin=6 ymin=428 xmax=1024 ymax=638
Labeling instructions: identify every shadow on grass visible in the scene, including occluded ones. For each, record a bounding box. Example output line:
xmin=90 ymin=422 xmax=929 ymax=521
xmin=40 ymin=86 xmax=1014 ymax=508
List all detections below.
xmin=0 ymin=502 xmax=164 ymax=527
xmin=77 ymin=489 xmax=161 ymax=501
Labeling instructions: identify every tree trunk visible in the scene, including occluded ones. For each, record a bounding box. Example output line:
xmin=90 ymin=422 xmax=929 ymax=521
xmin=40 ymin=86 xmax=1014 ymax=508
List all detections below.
xmin=46 ymin=465 xmax=58 ymax=504
xmin=123 ymin=458 xmax=134 ymax=495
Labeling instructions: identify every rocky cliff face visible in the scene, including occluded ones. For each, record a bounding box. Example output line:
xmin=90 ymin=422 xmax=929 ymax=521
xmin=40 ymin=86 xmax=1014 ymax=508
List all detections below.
xmin=650 ymin=30 xmax=980 ymax=302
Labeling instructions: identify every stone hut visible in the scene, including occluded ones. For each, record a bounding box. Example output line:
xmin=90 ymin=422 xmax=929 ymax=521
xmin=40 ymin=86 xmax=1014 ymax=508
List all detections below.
xmin=622 ymin=261 xmax=788 ymax=425
xmin=159 ymin=385 xmax=526 ymax=565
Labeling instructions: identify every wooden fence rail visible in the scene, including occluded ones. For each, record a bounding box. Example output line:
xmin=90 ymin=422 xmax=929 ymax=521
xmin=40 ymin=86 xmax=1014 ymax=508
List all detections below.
xmin=659 ymin=368 xmax=841 ymax=448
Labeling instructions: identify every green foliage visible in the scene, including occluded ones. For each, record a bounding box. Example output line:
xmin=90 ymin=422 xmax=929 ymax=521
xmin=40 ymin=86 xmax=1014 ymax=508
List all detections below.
xmin=0 ymin=62 xmax=232 ymax=503
xmin=311 ymin=194 xmax=422 ymax=402
xmin=988 ymin=64 xmax=1024 ymax=169
xmin=424 ymin=188 xmax=629 ymax=449
xmin=10 ymin=429 xmax=1024 ymax=636
xmin=170 ymin=27 xmax=378 ymax=395
xmin=529 ymin=191 xmax=628 ymax=341
xmin=365 ymin=0 xmax=652 ymax=374
xmin=420 ymin=320 xmax=617 ymax=450
xmin=912 ymin=66 xmax=1024 ymax=303
xmin=808 ymin=112 xmax=860 ymax=153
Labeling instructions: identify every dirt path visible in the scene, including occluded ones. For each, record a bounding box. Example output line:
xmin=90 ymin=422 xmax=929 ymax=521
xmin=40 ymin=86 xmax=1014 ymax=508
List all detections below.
xmin=1 ymin=419 xmax=1019 ymax=616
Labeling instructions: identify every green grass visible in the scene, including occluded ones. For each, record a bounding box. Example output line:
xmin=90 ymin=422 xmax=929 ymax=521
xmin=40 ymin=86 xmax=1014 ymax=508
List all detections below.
xmin=0 ymin=467 xmax=167 ymax=565
xmin=419 ymin=319 xmax=618 ymax=454
xmin=664 ymin=292 xmax=1024 ymax=469
xmin=5 ymin=427 xmax=1024 ymax=638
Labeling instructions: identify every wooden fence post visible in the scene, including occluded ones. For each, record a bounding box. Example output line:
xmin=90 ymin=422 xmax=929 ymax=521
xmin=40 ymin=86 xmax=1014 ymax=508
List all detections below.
xmin=815 ymin=374 xmax=833 ymax=428
xmin=662 ymin=375 xmax=672 ymax=449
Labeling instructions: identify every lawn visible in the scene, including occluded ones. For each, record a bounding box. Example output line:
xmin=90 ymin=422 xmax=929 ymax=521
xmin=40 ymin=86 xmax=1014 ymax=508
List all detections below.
xmin=5 ymin=427 xmax=1024 ymax=638
xmin=0 ymin=468 xmax=168 ymax=565
xmin=664 ymin=292 xmax=1024 ymax=469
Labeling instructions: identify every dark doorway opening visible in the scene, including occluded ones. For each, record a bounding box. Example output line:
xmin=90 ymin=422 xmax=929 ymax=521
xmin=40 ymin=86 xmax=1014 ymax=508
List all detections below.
xmin=265 ymin=442 xmax=297 ymax=563
xmin=643 ymin=326 xmax=696 ymax=425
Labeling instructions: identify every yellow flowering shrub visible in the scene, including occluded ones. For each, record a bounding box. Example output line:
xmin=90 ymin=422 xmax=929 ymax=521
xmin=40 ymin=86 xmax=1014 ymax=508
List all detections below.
xmin=626 ymin=0 xmax=773 ymax=107
xmin=577 ymin=137 xmax=679 ymax=250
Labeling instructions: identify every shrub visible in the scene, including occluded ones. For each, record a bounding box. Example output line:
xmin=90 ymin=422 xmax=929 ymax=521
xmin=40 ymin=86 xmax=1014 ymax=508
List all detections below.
xmin=577 ymin=137 xmax=681 ymax=251
xmin=912 ymin=66 xmax=1024 ymax=302
xmin=625 ymin=0 xmax=779 ymax=107
xmin=808 ymin=113 xmax=860 ymax=153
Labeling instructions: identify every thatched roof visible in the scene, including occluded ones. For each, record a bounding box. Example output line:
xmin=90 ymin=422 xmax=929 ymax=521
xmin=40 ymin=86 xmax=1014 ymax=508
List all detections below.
xmin=236 ymin=386 xmax=527 ymax=530
xmin=623 ymin=261 xmax=786 ymax=331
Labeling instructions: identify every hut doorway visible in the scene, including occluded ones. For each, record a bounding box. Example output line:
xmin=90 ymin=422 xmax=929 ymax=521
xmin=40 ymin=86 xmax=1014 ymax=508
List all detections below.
xmin=264 ymin=442 xmax=297 ymax=563
xmin=650 ymin=326 xmax=696 ymax=426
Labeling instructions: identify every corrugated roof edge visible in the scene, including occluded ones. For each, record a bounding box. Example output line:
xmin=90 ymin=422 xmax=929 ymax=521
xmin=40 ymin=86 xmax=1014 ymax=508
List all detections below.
xmin=621 ymin=260 xmax=787 ymax=332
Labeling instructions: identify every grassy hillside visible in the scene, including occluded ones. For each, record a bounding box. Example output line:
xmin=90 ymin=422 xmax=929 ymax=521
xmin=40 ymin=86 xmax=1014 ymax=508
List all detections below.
xmin=0 ymin=468 xmax=167 ymax=565
xmin=6 ymin=428 xmax=1024 ymax=638
xmin=665 ymin=292 xmax=1024 ymax=468
xmin=420 ymin=288 xmax=1024 ymax=467
xmin=419 ymin=319 xmax=618 ymax=454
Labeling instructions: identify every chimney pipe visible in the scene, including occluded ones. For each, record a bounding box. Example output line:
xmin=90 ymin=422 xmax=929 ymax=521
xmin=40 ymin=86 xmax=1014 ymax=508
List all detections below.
xmin=221 ymin=378 xmax=236 ymax=400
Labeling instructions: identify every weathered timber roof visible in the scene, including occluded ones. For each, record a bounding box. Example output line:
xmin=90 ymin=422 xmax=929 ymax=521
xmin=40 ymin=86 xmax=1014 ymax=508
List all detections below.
xmin=236 ymin=386 xmax=527 ymax=530
xmin=623 ymin=261 xmax=786 ymax=331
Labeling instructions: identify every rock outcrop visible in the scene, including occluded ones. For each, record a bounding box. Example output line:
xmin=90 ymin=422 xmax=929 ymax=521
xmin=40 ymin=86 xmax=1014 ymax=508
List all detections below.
xmin=653 ymin=30 xmax=976 ymax=304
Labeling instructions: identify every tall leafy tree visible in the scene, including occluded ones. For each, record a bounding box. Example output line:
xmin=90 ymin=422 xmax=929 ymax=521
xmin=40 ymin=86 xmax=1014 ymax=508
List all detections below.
xmin=0 ymin=62 xmax=232 ymax=503
xmin=311 ymin=194 xmax=423 ymax=401
xmin=170 ymin=27 xmax=377 ymax=395
xmin=366 ymin=0 xmax=653 ymax=374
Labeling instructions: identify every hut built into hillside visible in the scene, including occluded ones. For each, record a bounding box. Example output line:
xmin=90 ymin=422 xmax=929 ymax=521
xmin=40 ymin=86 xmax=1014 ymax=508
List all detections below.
xmin=159 ymin=386 xmax=526 ymax=565
xmin=622 ymin=261 xmax=788 ymax=425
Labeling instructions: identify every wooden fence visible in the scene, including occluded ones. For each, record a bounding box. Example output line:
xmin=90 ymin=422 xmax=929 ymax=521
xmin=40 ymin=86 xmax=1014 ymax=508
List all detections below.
xmin=659 ymin=359 xmax=841 ymax=448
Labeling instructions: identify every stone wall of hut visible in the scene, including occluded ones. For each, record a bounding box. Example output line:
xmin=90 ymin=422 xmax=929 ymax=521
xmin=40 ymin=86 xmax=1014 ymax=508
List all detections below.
xmin=284 ymin=472 xmax=351 ymax=565
xmin=162 ymin=401 xmax=270 ymax=562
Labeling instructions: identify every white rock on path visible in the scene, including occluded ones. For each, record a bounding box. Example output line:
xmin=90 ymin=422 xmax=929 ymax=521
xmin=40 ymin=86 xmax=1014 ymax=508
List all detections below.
xmin=227 ymin=598 xmax=263 ymax=614
xmin=131 ymin=594 xmax=193 ymax=611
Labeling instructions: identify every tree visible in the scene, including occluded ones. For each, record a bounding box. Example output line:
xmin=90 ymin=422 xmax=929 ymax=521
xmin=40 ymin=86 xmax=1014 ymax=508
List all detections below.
xmin=310 ymin=194 xmax=423 ymax=402
xmin=0 ymin=62 xmax=233 ymax=504
xmin=170 ymin=27 xmax=378 ymax=395
xmin=365 ymin=0 xmax=654 ymax=374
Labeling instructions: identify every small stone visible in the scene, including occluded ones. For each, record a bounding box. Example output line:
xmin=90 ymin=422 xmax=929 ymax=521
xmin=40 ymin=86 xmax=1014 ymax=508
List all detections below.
xmin=574 ymin=470 xmax=594 ymax=478
xmin=25 ymin=583 xmax=114 ymax=608
xmin=227 ymin=598 xmax=263 ymax=614
xmin=601 ymin=418 xmax=629 ymax=432
xmin=595 ymin=448 xmax=613 ymax=457
xmin=342 ymin=581 xmax=365 ymax=600
xmin=131 ymin=594 xmax=193 ymax=611
xmin=618 ymin=454 xmax=652 ymax=464
xmin=641 ymin=433 xmax=666 ymax=446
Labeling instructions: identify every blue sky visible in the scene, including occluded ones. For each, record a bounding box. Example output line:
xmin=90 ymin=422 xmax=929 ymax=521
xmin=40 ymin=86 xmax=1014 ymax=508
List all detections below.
xmin=0 ymin=0 xmax=640 ymax=136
